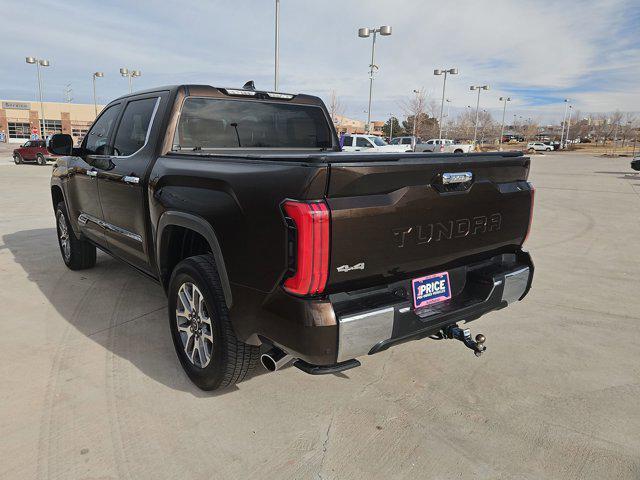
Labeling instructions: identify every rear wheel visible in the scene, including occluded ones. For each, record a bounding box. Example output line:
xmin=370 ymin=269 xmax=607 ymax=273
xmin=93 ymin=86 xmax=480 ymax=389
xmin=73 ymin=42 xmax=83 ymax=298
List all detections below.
xmin=55 ymin=201 xmax=97 ymax=270
xmin=454 ymin=149 xmax=463 ymax=153
xmin=36 ymin=154 xmax=46 ymax=165
xmin=168 ymin=255 xmax=259 ymax=391
xmin=13 ymin=154 xmax=22 ymax=164
xmin=528 ymin=148 xmax=535 ymax=152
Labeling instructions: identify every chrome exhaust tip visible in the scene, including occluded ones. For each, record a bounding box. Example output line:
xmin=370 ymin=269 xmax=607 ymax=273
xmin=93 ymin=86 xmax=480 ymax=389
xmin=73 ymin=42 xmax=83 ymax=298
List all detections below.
xmin=261 ymin=347 xmax=293 ymax=372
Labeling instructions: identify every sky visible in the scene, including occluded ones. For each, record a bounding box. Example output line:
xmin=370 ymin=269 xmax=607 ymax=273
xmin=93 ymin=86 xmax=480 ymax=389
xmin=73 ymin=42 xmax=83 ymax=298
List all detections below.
xmin=1 ymin=0 xmax=639 ymax=125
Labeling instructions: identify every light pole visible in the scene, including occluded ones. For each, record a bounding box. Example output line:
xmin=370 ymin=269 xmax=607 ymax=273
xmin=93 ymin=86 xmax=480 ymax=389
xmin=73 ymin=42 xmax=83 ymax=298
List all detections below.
xmin=559 ymin=98 xmax=569 ymax=148
xmin=274 ymin=0 xmax=280 ymax=91
xmin=388 ymin=113 xmax=395 ymax=140
xmin=25 ymin=56 xmax=50 ymax=137
xmin=92 ymin=72 xmax=104 ymax=118
xmin=443 ymin=99 xmax=452 ymax=138
xmin=358 ymin=25 xmax=392 ymax=133
xmin=470 ymin=85 xmax=489 ymax=146
xmin=499 ymin=96 xmax=511 ymax=150
xmin=434 ymin=67 xmax=458 ymax=139
xmin=412 ymin=89 xmax=419 ymax=138
xmin=566 ymin=105 xmax=573 ymax=147
xmin=120 ymin=68 xmax=141 ymax=93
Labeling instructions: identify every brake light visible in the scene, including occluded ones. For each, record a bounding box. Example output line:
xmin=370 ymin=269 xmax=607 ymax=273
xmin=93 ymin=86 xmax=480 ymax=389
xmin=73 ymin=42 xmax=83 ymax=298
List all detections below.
xmin=523 ymin=183 xmax=535 ymax=244
xmin=282 ymin=200 xmax=330 ymax=296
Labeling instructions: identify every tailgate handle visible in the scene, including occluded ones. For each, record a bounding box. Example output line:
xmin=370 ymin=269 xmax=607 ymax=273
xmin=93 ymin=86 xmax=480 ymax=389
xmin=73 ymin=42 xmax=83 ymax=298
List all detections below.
xmin=442 ymin=172 xmax=472 ymax=184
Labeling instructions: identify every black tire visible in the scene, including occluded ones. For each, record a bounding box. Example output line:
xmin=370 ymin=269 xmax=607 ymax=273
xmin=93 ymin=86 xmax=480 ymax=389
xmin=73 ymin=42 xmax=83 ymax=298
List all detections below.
xmin=13 ymin=154 xmax=22 ymax=165
xmin=546 ymin=148 xmax=551 ymax=151
xmin=55 ymin=201 xmax=97 ymax=270
xmin=168 ymin=255 xmax=259 ymax=391
xmin=454 ymin=149 xmax=463 ymax=153
xmin=36 ymin=154 xmax=46 ymax=165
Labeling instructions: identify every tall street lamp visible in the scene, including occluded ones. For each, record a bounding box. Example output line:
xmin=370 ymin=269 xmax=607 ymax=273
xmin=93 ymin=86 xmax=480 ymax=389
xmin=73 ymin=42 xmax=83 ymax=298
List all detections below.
xmin=566 ymin=105 xmax=574 ymax=148
xmin=358 ymin=25 xmax=392 ymax=133
xmin=434 ymin=67 xmax=458 ymax=139
xmin=120 ymin=68 xmax=141 ymax=93
xmin=499 ymin=96 xmax=511 ymax=150
xmin=559 ymin=98 xmax=569 ymax=148
xmin=25 ymin=56 xmax=50 ymax=137
xmin=388 ymin=113 xmax=395 ymax=140
xmin=412 ymin=89 xmax=420 ymax=138
xmin=443 ymin=98 xmax=452 ymax=137
xmin=274 ymin=0 xmax=280 ymax=91
xmin=470 ymin=84 xmax=489 ymax=146
xmin=92 ymin=72 xmax=104 ymax=118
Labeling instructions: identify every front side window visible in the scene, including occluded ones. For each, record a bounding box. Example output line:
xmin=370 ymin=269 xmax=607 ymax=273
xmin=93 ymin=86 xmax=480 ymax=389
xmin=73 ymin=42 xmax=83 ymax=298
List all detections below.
xmin=390 ymin=138 xmax=400 ymax=144
xmin=113 ymin=97 xmax=158 ymax=156
xmin=174 ymin=97 xmax=332 ymax=150
xmin=85 ymin=105 xmax=120 ymax=155
xmin=401 ymin=138 xmax=412 ymax=145
xmin=369 ymin=136 xmax=387 ymax=146
xmin=356 ymin=137 xmax=371 ymax=148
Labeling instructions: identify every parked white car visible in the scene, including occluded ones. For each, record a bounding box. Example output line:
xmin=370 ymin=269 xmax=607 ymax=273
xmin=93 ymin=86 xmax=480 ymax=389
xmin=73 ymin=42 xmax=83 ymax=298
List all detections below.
xmin=341 ymin=134 xmax=411 ymax=153
xmin=415 ymin=139 xmax=474 ymax=153
xmin=527 ymin=142 xmax=552 ymax=152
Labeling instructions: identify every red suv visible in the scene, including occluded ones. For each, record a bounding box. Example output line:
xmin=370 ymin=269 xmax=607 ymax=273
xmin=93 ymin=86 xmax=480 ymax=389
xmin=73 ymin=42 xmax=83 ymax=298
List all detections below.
xmin=13 ymin=140 xmax=51 ymax=165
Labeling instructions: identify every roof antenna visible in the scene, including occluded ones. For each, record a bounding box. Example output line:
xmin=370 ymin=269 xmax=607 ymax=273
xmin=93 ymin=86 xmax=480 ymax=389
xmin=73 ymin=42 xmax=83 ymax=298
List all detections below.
xmin=243 ymin=80 xmax=256 ymax=91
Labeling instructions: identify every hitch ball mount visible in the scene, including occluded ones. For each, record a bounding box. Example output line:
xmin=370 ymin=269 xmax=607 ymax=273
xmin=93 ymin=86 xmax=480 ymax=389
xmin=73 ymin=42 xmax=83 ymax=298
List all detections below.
xmin=442 ymin=325 xmax=486 ymax=357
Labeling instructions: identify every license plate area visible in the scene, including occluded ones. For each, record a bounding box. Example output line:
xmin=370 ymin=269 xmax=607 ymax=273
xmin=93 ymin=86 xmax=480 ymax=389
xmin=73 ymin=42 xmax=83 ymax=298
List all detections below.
xmin=412 ymin=272 xmax=451 ymax=309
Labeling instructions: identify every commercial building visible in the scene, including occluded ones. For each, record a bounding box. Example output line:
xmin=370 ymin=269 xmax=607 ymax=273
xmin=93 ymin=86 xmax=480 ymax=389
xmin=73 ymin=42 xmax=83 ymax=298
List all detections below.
xmin=333 ymin=115 xmax=384 ymax=136
xmin=0 ymin=100 xmax=104 ymax=144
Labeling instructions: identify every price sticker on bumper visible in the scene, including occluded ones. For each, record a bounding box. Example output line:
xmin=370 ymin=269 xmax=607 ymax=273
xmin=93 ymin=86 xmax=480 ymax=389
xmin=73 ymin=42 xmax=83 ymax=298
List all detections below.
xmin=412 ymin=272 xmax=451 ymax=309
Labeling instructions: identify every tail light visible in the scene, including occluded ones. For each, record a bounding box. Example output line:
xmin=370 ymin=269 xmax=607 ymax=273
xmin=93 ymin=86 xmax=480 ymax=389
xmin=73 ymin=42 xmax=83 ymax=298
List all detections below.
xmin=523 ymin=183 xmax=535 ymax=244
xmin=282 ymin=200 xmax=330 ymax=296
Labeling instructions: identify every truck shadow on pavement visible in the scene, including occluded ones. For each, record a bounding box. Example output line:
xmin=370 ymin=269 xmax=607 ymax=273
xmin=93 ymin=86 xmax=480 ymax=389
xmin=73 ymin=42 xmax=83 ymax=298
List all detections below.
xmin=2 ymin=228 xmax=270 ymax=397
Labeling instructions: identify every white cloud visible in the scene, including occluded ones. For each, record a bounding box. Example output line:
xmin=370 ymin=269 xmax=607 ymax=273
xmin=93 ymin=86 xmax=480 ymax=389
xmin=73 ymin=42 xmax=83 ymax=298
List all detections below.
xmin=1 ymin=0 xmax=637 ymax=124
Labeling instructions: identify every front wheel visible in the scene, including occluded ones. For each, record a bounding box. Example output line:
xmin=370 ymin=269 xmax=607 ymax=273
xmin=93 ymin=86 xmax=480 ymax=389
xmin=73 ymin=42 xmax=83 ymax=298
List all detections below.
xmin=36 ymin=154 xmax=46 ymax=165
xmin=454 ymin=149 xmax=463 ymax=154
xmin=55 ymin=202 xmax=96 ymax=270
xmin=168 ymin=255 xmax=259 ymax=391
xmin=13 ymin=154 xmax=22 ymax=165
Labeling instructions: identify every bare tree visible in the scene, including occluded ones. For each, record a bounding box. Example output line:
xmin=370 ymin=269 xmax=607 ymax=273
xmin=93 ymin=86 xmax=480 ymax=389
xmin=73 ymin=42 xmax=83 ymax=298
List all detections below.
xmin=620 ymin=112 xmax=638 ymax=147
xmin=401 ymin=88 xmax=426 ymax=137
xmin=327 ymin=90 xmax=344 ymax=124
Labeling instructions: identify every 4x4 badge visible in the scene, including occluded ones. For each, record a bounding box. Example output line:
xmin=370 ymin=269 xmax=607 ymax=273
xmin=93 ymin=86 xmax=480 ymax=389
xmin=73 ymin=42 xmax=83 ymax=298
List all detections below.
xmin=337 ymin=262 xmax=365 ymax=273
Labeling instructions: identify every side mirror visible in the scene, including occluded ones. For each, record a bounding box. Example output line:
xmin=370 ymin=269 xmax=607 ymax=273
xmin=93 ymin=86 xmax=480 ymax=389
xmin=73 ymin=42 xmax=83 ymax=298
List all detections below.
xmin=48 ymin=133 xmax=74 ymax=155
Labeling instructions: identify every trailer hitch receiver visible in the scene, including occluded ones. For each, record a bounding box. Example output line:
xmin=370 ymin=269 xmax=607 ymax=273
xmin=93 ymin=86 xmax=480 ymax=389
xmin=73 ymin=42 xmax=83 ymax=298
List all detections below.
xmin=443 ymin=325 xmax=486 ymax=357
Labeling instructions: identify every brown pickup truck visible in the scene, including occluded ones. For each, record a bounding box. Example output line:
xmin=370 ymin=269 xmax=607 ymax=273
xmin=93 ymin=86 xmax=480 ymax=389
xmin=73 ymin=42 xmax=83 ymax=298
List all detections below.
xmin=48 ymin=83 xmax=535 ymax=390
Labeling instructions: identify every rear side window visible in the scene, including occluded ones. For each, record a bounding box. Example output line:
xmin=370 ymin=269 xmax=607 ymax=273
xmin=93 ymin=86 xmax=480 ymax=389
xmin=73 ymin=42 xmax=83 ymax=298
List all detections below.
xmin=401 ymin=138 xmax=412 ymax=145
xmin=174 ymin=97 xmax=332 ymax=150
xmin=85 ymin=104 xmax=120 ymax=156
xmin=342 ymin=135 xmax=353 ymax=147
xmin=113 ymin=97 xmax=158 ymax=156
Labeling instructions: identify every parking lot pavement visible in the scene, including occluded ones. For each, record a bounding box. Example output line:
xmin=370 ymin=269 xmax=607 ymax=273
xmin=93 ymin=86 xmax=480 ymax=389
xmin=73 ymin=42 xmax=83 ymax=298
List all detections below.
xmin=1 ymin=152 xmax=639 ymax=479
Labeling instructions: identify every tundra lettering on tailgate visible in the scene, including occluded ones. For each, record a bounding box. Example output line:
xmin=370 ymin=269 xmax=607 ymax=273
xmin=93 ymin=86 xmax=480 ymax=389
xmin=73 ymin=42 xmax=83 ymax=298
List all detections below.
xmin=393 ymin=213 xmax=502 ymax=248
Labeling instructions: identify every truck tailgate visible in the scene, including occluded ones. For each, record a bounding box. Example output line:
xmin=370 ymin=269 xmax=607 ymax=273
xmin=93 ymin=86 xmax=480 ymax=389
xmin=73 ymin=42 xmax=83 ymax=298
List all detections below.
xmin=324 ymin=153 xmax=533 ymax=291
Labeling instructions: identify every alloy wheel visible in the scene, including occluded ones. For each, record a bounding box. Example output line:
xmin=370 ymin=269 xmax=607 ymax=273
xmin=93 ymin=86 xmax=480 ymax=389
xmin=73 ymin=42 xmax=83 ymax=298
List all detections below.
xmin=56 ymin=211 xmax=70 ymax=261
xmin=175 ymin=282 xmax=214 ymax=368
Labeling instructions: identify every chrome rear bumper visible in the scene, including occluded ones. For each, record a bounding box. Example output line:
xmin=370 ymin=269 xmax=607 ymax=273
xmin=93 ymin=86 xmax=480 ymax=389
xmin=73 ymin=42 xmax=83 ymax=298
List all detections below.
xmin=336 ymin=262 xmax=532 ymax=363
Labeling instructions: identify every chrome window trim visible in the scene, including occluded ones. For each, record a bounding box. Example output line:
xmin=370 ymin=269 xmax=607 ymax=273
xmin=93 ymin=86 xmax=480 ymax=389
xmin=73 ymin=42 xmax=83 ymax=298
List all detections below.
xmin=112 ymin=96 xmax=161 ymax=159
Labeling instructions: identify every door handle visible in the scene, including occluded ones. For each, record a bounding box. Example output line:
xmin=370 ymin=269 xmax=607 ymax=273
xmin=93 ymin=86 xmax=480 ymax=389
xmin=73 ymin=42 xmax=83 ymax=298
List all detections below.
xmin=123 ymin=176 xmax=140 ymax=185
xmin=86 ymin=170 xmax=97 ymax=178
